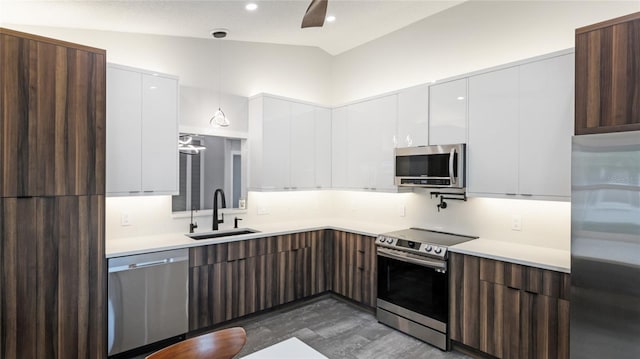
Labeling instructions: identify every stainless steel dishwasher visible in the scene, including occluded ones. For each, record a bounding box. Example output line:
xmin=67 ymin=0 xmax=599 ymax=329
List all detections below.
xmin=107 ymin=248 xmax=189 ymax=356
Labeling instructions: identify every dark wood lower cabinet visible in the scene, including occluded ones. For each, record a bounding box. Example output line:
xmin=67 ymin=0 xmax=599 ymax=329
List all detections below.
xmin=330 ymin=231 xmax=376 ymax=308
xmin=450 ymin=253 xmax=570 ymax=359
xmin=188 ymin=231 xmax=329 ymax=331
xmin=0 ymin=196 xmax=105 ymax=358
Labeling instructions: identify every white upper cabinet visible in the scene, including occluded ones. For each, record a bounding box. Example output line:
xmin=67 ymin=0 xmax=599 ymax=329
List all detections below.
xmin=248 ymin=95 xmax=331 ymax=190
xmin=467 ymin=52 xmax=574 ymax=199
xmin=106 ymin=64 xmax=179 ymax=196
xmin=261 ymin=96 xmax=291 ymax=189
xmin=518 ymin=54 xmax=574 ymax=197
xmin=468 ymin=67 xmax=519 ymax=196
xmin=429 ymin=78 xmax=468 ymax=145
xmin=397 ymin=85 xmax=429 ymax=147
xmin=141 ymin=74 xmax=179 ymax=193
xmin=335 ymin=95 xmax=398 ymax=191
xmin=290 ymin=102 xmax=316 ymax=189
xmin=315 ymin=108 xmax=332 ymax=189
xmin=331 ymin=107 xmax=349 ymax=189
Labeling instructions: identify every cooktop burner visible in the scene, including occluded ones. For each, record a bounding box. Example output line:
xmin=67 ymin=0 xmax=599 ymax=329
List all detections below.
xmin=376 ymin=228 xmax=478 ymax=259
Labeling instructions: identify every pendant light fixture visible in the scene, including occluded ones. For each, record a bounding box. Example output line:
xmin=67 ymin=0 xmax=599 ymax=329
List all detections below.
xmin=210 ymin=28 xmax=230 ymax=127
xmin=178 ymin=134 xmax=206 ymax=155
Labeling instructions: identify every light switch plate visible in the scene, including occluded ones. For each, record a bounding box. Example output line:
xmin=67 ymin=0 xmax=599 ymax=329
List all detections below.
xmin=257 ymin=206 xmax=269 ymax=215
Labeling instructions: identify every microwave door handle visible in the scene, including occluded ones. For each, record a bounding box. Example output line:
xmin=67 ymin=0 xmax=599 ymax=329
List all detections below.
xmin=449 ymin=148 xmax=456 ymax=184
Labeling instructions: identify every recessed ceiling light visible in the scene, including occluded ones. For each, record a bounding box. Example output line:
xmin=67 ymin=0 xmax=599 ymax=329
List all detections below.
xmin=326 ymin=15 xmax=336 ymax=23
xmin=457 ymin=96 xmax=465 ymax=100
xmin=246 ymin=3 xmax=258 ymax=11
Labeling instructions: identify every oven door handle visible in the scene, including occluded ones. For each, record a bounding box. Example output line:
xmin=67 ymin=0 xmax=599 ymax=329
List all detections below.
xmin=377 ymin=248 xmax=447 ymax=272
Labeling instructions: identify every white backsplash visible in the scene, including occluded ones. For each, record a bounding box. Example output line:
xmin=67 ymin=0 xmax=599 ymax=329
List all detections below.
xmin=106 ymin=190 xmax=570 ymax=251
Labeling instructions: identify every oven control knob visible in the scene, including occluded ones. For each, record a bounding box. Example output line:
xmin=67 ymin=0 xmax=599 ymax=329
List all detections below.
xmin=434 ymin=247 xmax=442 ymax=254
xmin=425 ymin=245 xmax=433 ymax=252
xmin=386 ymin=238 xmax=394 ymax=244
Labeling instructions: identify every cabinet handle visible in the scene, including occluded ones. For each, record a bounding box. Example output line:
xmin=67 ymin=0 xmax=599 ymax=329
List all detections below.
xmin=143 ymin=190 xmax=154 ymax=193
xmin=291 ymin=186 xmax=297 ymax=190
xmin=521 ymin=193 xmax=533 ymax=197
xmin=370 ymin=187 xmax=376 ymax=191
xmin=129 ymin=191 xmax=140 ymax=194
xmin=505 ymin=193 xmax=516 ymax=196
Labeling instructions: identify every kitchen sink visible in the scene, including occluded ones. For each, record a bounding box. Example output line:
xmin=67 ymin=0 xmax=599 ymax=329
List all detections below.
xmin=187 ymin=228 xmax=260 ymax=240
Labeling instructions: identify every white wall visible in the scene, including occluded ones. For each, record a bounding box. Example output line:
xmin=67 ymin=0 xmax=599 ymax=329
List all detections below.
xmin=2 ymin=25 xmax=334 ymax=105
xmin=331 ymin=0 xmax=640 ymax=104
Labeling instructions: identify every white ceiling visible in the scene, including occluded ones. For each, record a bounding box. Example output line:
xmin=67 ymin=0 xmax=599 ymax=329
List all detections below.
xmin=1 ymin=0 xmax=465 ymax=55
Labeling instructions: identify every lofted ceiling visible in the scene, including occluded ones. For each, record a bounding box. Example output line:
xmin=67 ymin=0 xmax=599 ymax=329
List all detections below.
xmin=1 ymin=0 xmax=465 ymax=55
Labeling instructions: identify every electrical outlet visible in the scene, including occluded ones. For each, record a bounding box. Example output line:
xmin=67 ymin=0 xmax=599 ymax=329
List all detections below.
xmin=257 ymin=206 xmax=269 ymax=215
xmin=511 ymin=215 xmax=522 ymax=231
xmin=121 ymin=213 xmax=132 ymax=226
xmin=397 ymin=205 xmax=406 ymax=217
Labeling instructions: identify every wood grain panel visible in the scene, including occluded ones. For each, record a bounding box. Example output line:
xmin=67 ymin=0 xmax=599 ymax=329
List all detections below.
xmin=557 ymin=299 xmax=570 ymax=359
xmin=1 ymin=196 xmax=105 ymax=359
xmin=449 ymin=253 xmax=480 ymax=349
xmin=188 ymin=231 xmax=328 ymax=331
xmin=0 ymin=32 xmax=106 ymax=197
xmin=479 ymin=281 xmax=504 ymax=358
xmin=330 ymin=231 xmax=376 ymax=307
xmin=503 ymin=286 xmax=521 ymax=359
xmin=575 ymin=14 xmax=640 ymax=134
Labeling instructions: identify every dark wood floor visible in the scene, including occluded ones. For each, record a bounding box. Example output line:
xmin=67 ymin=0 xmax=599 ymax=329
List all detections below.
xmin=234 ymin=295 xmax=472 ymax=359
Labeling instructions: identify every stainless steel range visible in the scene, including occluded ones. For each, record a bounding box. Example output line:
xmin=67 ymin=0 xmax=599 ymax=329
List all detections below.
xmin=376 ymin=228 xmax=477 ymax=351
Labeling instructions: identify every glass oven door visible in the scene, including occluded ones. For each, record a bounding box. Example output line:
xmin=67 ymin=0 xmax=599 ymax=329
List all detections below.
xmin=377 ymin=252 xmax=448 ymax=325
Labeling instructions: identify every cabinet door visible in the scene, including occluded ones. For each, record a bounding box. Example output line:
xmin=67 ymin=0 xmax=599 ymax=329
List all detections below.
xmin=106 ymin=67 xmax=143 ymax=194
xmin=519 ymin=54 xmax=574 ymax=197
xmin=1 ymin=35 xmax=105 ymax=197
xmin=290 ymin=102 xmax=315 ymax=189
xmin=479 ymin=281 xmax=505 ymax=358
xmin=261 ymin=97 xmax=291 ymax=189
xmin=429 ymin=78 xmax=468 ymax=145
xmin=331 ymin=107 xmax=349 ymax=188
xmin=449 ymin=253 xmax=481 ymax=349
xmin=348 ymin=96 xmax=397 ymax=190
xmin=314 ymin=108 xmax=332 ymax=189
xmin=1 ymin=196 xmax=105 ymax=358
xmin=575 ymin=16 xmax=640 ymax=134
xmin=397 ymin=85 xmax=429 ymax=147
xmin=468 ymin=67 xmax=519 ymax=196
xmin=141 ymin=73 xmax=178 ymax=194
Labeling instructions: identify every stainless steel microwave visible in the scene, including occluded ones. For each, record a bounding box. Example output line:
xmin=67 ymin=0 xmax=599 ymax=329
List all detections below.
xmin=394 ymin=144 xmax=466 ymax=188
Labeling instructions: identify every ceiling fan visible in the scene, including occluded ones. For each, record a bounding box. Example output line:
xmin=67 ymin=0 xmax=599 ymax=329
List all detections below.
xmin=301 ymin=0 xmax=328 ymax=28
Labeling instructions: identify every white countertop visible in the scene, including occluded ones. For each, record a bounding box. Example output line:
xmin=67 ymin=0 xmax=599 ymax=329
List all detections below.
xmin=106 ymin=220 xmax=570 ymax=273
xmin=240 ymin=337 xmax=327 ymax=359
xmin=106 ymin=219 xmax=400 ymax=258
xmin=449 ymin=238 xmax=570 ymax=273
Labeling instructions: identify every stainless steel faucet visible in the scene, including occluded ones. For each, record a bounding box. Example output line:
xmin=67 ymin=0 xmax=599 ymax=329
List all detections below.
xmin=212 ymin=188 xmax=226 ymax=230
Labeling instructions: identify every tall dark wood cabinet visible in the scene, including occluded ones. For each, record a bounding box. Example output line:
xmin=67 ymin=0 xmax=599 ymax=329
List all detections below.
xmin=575 ymin=12 xmax=640 ymax=134
xmin=0 ymin=28 xmax=106 ymax=358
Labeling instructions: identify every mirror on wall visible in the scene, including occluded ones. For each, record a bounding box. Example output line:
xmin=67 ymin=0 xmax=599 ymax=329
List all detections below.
xmin=172 ymin=134 xmax=246 ymax=213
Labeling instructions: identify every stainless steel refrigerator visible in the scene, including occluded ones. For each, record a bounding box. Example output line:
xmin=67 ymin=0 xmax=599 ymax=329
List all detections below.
xmin=571 ymin=131 xmax=640 ymax=358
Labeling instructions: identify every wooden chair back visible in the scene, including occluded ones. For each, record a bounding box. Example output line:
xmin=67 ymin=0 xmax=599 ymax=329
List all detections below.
xmin=146 ymin=327 xmax=247 ymax=359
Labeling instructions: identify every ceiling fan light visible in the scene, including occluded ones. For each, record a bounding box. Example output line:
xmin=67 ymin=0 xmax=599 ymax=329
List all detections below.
xmin=210 ymin=107 xmax=230 ymax=127
xmin=245 ymin=3 xmax=258 ymax=11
